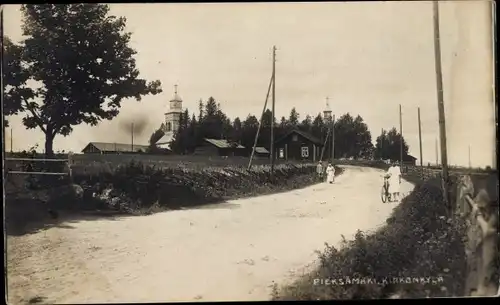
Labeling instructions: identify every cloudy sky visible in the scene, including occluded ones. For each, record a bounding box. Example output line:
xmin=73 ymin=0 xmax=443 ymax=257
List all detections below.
xmin=3 ymin=1 xmax=496 ymax=167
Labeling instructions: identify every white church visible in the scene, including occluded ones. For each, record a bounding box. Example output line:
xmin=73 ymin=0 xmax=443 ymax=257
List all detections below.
xmin=156 ymin=85 xmax=183 ymax=150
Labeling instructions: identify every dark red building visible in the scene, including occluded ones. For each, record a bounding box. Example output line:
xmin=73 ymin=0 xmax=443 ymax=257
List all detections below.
xmin=273 ymin=129 xmax=324 ymax=162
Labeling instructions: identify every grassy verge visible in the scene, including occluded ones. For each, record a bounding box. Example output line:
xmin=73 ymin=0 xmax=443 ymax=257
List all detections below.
xmin=272 ymin=176 xmax=470 ymax=299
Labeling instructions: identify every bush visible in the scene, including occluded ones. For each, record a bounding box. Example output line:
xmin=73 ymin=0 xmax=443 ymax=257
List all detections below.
xmin=72 ymin=161 xmax=344 ymax=214
xmin=272 ymin=177 xmax=468 ymax=300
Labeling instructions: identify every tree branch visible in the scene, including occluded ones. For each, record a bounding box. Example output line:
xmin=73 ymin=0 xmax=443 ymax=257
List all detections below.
xmin=23 ymin=100 xmax=47 ymax=133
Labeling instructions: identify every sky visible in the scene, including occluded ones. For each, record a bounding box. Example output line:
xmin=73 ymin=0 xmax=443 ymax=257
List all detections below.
xmin=2 ymin=1 xmax=496 ymax=168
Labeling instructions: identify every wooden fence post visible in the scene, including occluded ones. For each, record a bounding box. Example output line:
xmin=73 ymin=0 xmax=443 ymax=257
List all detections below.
xmin=67 ymin=152 xmax=74 ymax=183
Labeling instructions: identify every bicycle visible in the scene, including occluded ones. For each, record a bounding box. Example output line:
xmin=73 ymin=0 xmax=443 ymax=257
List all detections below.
xmin=381 ymin=176 xmax=392 ymax=203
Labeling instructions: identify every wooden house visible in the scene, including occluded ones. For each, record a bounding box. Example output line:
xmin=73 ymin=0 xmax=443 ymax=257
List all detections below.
xmin=402 ymin=154 xmax=417 ymax=166
xmin=273 ymin=129 xmax=324 ymax=162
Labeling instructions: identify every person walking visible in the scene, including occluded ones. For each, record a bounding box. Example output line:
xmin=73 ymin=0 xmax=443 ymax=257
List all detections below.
xmin=326 ymin=163 xmax=335 ymax=184
xmin=316 ymin=161 xmax=324 ymax=181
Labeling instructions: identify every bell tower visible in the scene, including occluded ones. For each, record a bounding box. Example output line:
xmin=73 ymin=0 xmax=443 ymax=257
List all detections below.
xmin=160 ymin=85 xmax=183 ymax=144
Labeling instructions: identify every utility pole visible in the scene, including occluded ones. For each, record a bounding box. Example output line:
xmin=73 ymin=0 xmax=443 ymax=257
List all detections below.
xmin=399 ymin=104 xmax=403 ymax=168
xmin=435 ymin=137 xmax=438 ymax=166
xmin=270 ymin=46 xmax=276 ymax=178
xmin=380 ymin=128 xmax=383 ymax=160
xmin=131 ymin=122 xmax=134 ymax=152
xmin=432 ymin=1 xmax=450 ymax=206
xmin=332 ymin=114 xmax=335 ymax=163
xmin=468 ymin=145 xmax=471 ymax=168
xmin=418 ymin=107 xmax=423 ymax=167
xmin=10 ymin=129 xmax=13 ymax=153
xmin=248 ymin=74 xmax=273 ymax=170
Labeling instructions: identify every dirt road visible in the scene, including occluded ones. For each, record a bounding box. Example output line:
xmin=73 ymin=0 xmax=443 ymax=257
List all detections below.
xmin=6 ymin=166 xmax=414 ymax=304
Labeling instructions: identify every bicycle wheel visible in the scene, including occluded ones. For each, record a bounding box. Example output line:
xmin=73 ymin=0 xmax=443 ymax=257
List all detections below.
xmin=380 ymin=186 xmax=387 ymax=203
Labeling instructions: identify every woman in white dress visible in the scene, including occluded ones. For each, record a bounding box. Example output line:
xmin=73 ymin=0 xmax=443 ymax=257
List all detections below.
xmin=326 ymin=163 xmax=335 ymax=184
xmin=386 ymin=162 xmax=401 ymax=201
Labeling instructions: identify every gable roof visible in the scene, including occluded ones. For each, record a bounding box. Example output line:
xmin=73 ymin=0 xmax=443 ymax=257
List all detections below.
xmin=157 ymin=133 xmax=174 ymax=144
xmin=204 ymin=138 xmax=245 ymax=149
xmin=403 ymin=154 xmax=417 ymax=161
xmin=82 ymin=142 xmax=149 ymax=153
xmin=255 ymin=147 xmax=270 ymax=154
xmin=275 ymin=129 xmax=323 ymax=146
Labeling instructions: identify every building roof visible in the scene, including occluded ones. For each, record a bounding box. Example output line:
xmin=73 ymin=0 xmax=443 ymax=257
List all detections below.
xmin=204 ymin=138 xmax=245 ymax=149
xmin=157 ymin=133 xmax=174 ymax=144
xmin=403 ymin=154 xmax=417 ymax=161
xmin=275 ymin=129 xmax=323 ymax=146
xmin=82 ymin=142 xmax=149 ymax=153
xmin=255 ymin=147 xmax=270 ymax=154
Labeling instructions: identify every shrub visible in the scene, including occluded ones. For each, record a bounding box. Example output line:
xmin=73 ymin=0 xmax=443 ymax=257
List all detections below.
xmin=72 ymin=161 xmax=343 ymax=214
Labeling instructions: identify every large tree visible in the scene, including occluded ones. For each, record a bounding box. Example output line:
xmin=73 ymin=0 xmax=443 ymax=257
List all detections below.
xmin=374 ymin=127 xmax=409 ymax=161
xmin=332 ymin=113 xmax=373 ymax=159
xmin=2 ymin=36 xmax=34 ymax=128
xmin=13 ymin=4 xmax=162 ymax=155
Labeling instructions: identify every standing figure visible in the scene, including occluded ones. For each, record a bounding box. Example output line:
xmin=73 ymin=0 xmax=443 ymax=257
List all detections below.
xmin=316 ymin=161 xmax=324 ymax=181
xmin=385 ymin=162 xmax=402 ymax=201
xmin=326 ymin=163 xmax=335 ymax=184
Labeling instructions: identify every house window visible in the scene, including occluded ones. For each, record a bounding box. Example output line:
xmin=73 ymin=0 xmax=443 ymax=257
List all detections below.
xmin=166 ymin=122 xmax=172 ymax=131
xmin=292 ymin=134 xmax=298 ymax=142
xmin=301 ymin=146 xmax=309 ymax=158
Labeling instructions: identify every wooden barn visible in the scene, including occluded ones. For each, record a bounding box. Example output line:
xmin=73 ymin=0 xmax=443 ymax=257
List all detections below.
xmin=194 ymin=138 xmax=248 ymax=157
xmin=81 ymin=142 xmax=150 ymax=154
xmin=274 ymin=129 xmax=324 ymax=162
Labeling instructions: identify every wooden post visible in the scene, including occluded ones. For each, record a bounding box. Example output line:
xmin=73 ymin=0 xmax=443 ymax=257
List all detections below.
xmin=380 ymin=128 xmax=383 ymax=160
xmin=435 ymin=137 xmax=439 ymax=166
xmin=399 ymin=104 xmax=403 ymax=168
xmin=247 ymin=73 xmax=273 ymax=170
xmin=433 ymin=1 xmax=450 ymax=207
xmin=418 ymin=107 xmax=423 ymax=167
xmin=67 ymin=152 xmax=74 ymax=183
xmin=270 ymin=46 xmax=276 ymax=177
xmin=10 ymin=128 xmax=13 ymax=153
xmin=468 ymin=145 xmax=471 ymax=168
xmin=131 ymin=123 xmax=134 ymax=152
xmin=331 ymin=115 xmax=335 ymax=163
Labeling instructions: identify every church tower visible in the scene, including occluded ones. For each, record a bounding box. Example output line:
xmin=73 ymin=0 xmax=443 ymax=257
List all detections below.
xmin=158 ymin=85 xmax=183 ymax=148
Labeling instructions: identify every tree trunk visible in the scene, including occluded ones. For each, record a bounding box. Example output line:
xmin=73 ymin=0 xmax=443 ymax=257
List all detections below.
xmin=45 ymin=132 xmax=55 ymax=157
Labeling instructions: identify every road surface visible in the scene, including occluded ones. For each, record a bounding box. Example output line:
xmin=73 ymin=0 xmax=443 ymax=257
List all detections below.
xmin=6 ymin=165 xmax=414 ymax=304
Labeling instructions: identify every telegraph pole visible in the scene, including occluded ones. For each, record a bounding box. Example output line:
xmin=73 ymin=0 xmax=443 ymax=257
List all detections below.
xmin=432 ymin=1 xmax=450 ymax=206
xmin=10 ymin=128 xmax=13 ymax=153
xmin=270 ymin=46 xmax=276 ymax=178
xmin=418 ymin=107 xmax=423 ymax=167
xmin=380 ymin=128 xmax=383 ymax=159
xmin=332 ymin=114 xmax=335 ymax=163
xmin=468 ymin=145 xmax=471 ymax=168
xmin=399 ymin=104 xmax=403 ymax=168
xmin=435 ymin=137 xmax=438 ymax=166
xmin=131 ymin=122 xmax=134 ymax=151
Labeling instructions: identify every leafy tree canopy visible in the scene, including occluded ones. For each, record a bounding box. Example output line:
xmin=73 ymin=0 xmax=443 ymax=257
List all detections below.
xmin=9 ymin=4 xmax=162 ymax=155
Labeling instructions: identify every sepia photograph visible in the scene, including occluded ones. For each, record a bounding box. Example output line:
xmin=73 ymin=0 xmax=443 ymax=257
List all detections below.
xmin=2 ymin=1 xmax=498 ymax=303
